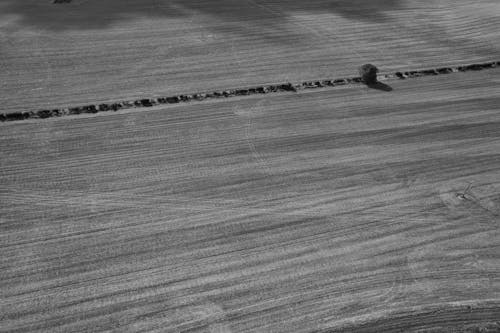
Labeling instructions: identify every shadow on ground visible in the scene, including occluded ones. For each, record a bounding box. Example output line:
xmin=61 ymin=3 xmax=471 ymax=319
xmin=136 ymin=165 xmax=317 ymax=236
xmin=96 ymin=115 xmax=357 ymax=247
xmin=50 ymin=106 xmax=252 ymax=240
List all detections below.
xmin=368 ymin=81 xmax=393 ymax=91
xmin=0 ymin=0 xmax=402 ymax=31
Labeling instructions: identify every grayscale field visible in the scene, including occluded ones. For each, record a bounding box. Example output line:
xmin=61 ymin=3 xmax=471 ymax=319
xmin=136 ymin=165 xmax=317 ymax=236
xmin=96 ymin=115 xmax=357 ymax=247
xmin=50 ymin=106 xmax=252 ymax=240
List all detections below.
xmin=1 ymin=0 xmax=499 ymax=113
xmin=1 ymin=1 xmax=500 ymax=332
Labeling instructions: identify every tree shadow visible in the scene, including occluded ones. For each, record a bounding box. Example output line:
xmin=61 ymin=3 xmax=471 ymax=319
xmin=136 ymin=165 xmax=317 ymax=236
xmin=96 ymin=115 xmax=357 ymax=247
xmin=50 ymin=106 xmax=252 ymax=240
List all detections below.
xmin=367 ymin=81 xmax=393 ymax=92
xmin=0 ymin=0 xmax=402 ymax=32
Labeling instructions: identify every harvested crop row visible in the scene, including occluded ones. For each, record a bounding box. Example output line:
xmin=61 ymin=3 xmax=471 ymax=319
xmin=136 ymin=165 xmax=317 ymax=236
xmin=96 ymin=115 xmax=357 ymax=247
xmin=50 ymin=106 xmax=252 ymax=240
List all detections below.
xmin=1 ymin=61 xmax=498 ymax=123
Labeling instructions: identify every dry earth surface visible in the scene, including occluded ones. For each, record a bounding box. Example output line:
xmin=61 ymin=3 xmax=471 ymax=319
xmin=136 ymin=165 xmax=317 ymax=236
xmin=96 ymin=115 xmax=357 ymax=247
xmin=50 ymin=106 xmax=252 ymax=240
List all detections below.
xmin=1 ymin=0 xmax=500 ymax=113
xmin=1 ymin=1 xmax=500 ymax=332
xmin=1 ymin=69 xmax=500 ymax=332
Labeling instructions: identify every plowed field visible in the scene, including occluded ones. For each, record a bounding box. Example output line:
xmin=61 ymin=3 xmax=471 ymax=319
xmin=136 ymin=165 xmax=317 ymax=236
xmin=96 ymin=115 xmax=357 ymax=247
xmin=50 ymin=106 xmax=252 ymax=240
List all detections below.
xmin=1 ymin=0 xmax=499 ymax=113
xmin=1 ymin=1 xmax=500 ymax=332
xmin=2 ymin=69 xmax=500 ymax=332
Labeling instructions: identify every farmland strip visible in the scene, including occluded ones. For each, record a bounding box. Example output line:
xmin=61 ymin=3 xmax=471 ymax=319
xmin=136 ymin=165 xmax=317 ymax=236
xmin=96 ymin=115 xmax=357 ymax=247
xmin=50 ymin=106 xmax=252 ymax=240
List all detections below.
xmin=1 ymin=61 xmax=499 ymax=123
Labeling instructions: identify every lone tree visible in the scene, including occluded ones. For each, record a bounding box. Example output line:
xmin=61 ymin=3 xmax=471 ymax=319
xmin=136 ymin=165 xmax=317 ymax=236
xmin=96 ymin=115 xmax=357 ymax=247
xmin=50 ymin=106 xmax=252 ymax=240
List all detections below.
xmin=359 ymin=64 xmax=379 ymax=85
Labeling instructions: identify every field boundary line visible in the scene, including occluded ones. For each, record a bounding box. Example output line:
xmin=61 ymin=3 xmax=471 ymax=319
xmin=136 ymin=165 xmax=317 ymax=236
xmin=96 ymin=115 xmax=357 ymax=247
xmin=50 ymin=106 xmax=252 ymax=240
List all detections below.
xmin=1 ymin=61 xmax=499 ymax=123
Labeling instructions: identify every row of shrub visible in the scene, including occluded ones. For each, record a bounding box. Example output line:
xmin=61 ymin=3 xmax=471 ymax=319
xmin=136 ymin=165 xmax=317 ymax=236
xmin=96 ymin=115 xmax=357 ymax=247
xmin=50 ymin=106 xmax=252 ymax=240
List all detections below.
xmin=1 ymin=61 xmax=498 ymax=122
xmin=388 ymin=61 xmax=499 ymax=79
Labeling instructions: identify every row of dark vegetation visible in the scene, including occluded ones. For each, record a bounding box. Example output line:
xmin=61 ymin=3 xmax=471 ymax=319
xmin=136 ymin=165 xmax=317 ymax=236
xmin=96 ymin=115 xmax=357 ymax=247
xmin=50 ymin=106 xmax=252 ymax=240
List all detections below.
xmin=390 ymin=61 xmax=499 ymax=79
xmin=1 ymin=61 xmax=498 ymax=122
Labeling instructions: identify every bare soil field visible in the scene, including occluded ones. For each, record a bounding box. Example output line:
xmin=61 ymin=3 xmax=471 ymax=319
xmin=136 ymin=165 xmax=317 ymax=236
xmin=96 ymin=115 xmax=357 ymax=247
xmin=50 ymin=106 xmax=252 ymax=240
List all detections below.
xmin=1 ymin=1 xmax=500 ymax=332
xmin=1 ymin=0 xmax=499 ymax=113
xmin=1 ymin=69 xmax=500 ymax=332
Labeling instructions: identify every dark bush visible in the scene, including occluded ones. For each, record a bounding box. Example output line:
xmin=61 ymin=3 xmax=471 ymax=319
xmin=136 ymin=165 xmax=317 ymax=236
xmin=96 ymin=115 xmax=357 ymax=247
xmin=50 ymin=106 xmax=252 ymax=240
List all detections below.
xmin=50 ymin=109 xmax=63 ymax=117
xmin=166 ymin=96 xmax=180 ymax=103
xmin=464 ymin=64 xmax=483 ymax=71
xmin=359 ymin=64 xmax=379 ymax=84
xmin=359 ymin=64 xmax=378 ymax=83
xmin=422 ymin=69 xmax=438 ymax=75
xmin=110 ymin=103 xmax=122 ymax=111
xmin=436 ymin=67 xmax=453 ymax=74
xmin=6 ymin=112 xmax=25 ymax=121
xmin=35 ymin=110 xmax=51 ymax=118
xmin=69 ymin=107 xmax=82 ymax=114
xmin=98 ymin=104 xmax=109 ymax=111
xmin=280 ymin=83 xmax=297 ymax=92
xmin=235 ymin=89 xmax=249 ymax=96
xmin=140 ymin=99 xmax=153 ymax=107
xmin=84 ymin=105 xmax=97 ymax=113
